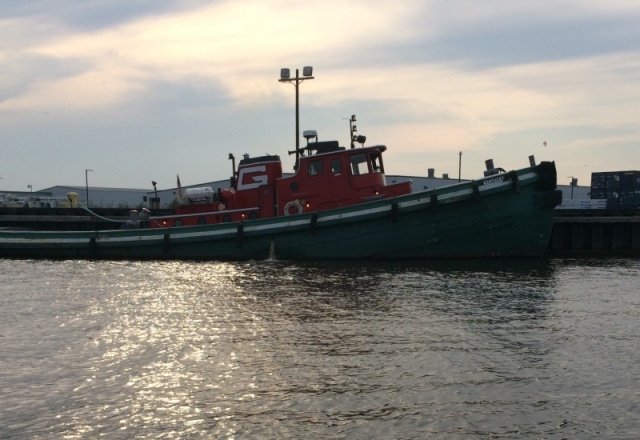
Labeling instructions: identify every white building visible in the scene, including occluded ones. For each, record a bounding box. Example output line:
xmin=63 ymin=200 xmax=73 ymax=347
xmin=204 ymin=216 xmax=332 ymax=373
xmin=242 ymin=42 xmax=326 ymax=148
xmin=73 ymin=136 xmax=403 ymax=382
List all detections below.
xmin=37 ymin=185 xmax=152 ymax=209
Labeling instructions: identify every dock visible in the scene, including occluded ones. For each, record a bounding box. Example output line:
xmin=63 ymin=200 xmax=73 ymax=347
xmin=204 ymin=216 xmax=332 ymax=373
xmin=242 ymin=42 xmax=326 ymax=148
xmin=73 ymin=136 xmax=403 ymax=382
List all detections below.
xmin=548 ymin=213 xmax=640 ymax=255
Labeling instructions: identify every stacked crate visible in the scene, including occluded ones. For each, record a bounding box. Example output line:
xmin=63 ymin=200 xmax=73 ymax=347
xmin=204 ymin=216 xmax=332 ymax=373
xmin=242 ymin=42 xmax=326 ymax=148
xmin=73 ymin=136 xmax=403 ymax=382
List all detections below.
xmin=591 ymin=171 xmax=640 ymax=210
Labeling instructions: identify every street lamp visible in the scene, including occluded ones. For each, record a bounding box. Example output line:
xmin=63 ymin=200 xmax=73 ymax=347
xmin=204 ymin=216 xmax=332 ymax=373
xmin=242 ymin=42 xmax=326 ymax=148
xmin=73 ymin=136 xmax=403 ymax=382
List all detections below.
xmin=279 ymin=66 xmax=314 ymax=167
xmin=152 ymin=180 xmax=158 ymax=209
xmin=458 ymin=151 xmax=463 ymax=182
xmin=85 ymin=169 xmax=93 ymax=207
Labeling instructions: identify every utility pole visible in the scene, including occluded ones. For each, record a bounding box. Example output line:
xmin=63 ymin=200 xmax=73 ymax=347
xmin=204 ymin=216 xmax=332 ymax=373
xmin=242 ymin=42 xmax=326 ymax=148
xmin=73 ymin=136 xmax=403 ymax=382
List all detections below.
xmin=279 ymin=66 xmax=314 ymax=167
xmin=85 ymin=169 xmax=93 ymax=206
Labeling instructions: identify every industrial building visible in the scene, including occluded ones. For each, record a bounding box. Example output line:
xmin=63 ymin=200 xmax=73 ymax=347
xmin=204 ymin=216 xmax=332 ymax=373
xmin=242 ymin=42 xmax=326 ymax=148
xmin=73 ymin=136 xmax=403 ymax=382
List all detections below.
xmin=2 ymin=172 xmax=636 ymax=211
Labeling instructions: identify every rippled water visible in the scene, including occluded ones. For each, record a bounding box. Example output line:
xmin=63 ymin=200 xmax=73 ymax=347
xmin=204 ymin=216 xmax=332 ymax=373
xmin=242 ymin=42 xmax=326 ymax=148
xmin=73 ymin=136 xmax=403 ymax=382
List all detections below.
xmin=1 ymin=258 xmax=639 ymax=439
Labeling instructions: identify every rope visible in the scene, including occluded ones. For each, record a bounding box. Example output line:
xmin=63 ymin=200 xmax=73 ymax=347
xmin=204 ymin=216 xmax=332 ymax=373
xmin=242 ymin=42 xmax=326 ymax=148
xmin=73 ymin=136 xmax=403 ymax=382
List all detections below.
xmin=77 ymin=203 xmax=128 ymax=223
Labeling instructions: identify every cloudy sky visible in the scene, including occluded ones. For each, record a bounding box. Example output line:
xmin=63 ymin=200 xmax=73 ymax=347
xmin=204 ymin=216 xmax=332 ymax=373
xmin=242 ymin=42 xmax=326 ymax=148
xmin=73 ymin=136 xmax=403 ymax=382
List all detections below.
xmin=1 ymin=0 xmax=639 ymax=192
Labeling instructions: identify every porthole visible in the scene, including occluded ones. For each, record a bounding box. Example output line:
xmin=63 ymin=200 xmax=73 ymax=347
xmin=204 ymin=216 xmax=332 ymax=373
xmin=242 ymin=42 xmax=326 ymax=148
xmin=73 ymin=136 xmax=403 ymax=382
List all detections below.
xmin=197 ymin=216 xmax=207 ymax=225
xmin=290 ymin=182 xmax=299 ymax=191
xmin=174 ymin=219 xmax=183 ymax=227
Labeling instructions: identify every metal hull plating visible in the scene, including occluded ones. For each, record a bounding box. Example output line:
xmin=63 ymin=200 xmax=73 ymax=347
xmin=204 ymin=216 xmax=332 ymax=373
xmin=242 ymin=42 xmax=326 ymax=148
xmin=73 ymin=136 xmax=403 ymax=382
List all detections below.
xmin=0 ymin=164 xmax=561 ymax=260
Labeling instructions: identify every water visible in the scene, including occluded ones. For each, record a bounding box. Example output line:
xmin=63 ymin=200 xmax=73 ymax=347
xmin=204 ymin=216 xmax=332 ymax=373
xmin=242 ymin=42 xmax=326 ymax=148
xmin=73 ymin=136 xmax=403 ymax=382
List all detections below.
xmin=0 ymin=258 xmax=638 ymax=439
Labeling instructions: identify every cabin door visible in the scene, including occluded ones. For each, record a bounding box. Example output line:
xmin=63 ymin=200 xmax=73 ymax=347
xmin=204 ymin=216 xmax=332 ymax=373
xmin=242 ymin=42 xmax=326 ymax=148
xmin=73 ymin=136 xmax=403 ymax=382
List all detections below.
xmin=259 ymin=185 xmax=277 ymax=217
xmin=327 ymin=157 xmax=351 ymax=204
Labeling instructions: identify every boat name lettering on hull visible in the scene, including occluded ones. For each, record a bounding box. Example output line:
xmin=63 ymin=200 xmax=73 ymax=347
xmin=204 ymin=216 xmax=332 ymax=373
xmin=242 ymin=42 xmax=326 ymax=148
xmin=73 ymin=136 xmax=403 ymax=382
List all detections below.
xmin=483 ymin=176 xmax=504 ymax=185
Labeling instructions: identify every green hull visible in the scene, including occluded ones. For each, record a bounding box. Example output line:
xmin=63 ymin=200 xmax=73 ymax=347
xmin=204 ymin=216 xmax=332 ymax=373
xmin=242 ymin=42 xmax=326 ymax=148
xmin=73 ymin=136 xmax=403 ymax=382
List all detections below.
xmin=0 ymin=163 xmax=561 ymax=260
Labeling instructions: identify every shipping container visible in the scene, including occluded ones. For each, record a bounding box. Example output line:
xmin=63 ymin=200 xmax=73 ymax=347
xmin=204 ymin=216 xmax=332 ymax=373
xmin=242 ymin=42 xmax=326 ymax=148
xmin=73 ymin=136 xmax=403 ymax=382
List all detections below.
xmin=591 ymin=171 xmax=640 ymax=209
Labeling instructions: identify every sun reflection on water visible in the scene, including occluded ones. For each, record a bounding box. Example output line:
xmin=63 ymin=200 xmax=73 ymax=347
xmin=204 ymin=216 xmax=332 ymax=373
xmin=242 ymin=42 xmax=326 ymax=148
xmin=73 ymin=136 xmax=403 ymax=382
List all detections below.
xmin=41 ymin=258 xmax=573 ymax=439
xmin=58 ymin=261 xmax=270 ymax=438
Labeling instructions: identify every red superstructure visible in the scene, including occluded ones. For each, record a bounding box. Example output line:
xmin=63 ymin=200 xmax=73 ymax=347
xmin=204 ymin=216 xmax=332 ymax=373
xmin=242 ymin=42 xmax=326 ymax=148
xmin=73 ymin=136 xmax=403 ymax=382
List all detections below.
xmin=150 ymin=136 xmax=412 ymax=228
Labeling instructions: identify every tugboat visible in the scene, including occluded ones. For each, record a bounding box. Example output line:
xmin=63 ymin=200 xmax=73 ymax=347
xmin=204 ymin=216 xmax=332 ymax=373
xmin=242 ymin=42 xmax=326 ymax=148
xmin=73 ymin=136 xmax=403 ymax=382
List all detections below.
xmin=0 ymin=123 xmax=561 ymax=260
xmin=0 ymin=69 xmax=562 ymax=260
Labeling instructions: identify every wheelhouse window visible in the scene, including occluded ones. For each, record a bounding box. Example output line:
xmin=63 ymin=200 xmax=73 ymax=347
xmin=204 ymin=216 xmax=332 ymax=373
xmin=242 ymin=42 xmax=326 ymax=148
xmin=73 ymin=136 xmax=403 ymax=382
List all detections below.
xmin=371 ymin=152 xmax=384 ymax=173
xmin=349 ymin=153 xmax=370 ymax=176
xmin=308 ymin=159 xmax=324 ymax=176
xmin=331 ymin=158 xmax=342 ymax=174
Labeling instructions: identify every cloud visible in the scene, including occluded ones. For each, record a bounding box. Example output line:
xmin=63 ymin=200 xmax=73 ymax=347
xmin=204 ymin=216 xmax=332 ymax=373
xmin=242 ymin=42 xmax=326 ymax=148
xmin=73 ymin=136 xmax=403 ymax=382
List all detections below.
xmin=1 ymin=0 xmax=639 ymax=189
xmin=3 ymin=1 xmax=422 ymax=113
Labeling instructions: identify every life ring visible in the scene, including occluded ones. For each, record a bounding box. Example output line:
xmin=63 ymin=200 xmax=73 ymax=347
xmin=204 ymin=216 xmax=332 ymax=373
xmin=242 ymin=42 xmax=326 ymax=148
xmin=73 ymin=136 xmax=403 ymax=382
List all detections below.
xmin=284 ymin=200 xmax=303 ymax=216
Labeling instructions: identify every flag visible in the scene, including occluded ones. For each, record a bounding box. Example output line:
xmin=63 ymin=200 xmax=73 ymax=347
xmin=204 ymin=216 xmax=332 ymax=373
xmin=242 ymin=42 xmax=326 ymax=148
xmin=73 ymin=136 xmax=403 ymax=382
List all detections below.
xmin=543 ymin=141 xmax=547 ymax=147
xmin=177 ymin=174 xmax=183 ymax=200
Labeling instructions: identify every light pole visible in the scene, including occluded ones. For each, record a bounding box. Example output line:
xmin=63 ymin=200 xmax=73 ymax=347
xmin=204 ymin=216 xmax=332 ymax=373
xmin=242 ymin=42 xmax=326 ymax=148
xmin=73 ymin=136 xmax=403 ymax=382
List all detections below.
xmin=152 ymin=180 xmax=158 ymax=209
xmin=28 ymin=184 xmax=32 ymax=192
xmin=458 ymin=151 xmax=462 ymax=182
xmin=568 ymin=176 xmax=577 ymax=200
xmin=278 ymin=66 xmax=314 ymax=167
xmin=85 ymin=169 xmax=93 ymax=207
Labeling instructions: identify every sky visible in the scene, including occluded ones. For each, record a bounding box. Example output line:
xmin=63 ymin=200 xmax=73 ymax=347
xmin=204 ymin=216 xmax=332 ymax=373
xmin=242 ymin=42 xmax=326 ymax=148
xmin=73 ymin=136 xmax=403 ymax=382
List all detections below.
xmin=1 ymin=0 xmax=639 ymax=192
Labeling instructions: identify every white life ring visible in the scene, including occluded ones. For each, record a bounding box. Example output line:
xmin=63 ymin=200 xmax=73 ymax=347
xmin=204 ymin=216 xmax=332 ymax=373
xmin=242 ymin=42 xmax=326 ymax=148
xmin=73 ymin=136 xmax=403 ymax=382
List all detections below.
xmin=284 ymin=200 xmax=303 ymax=216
